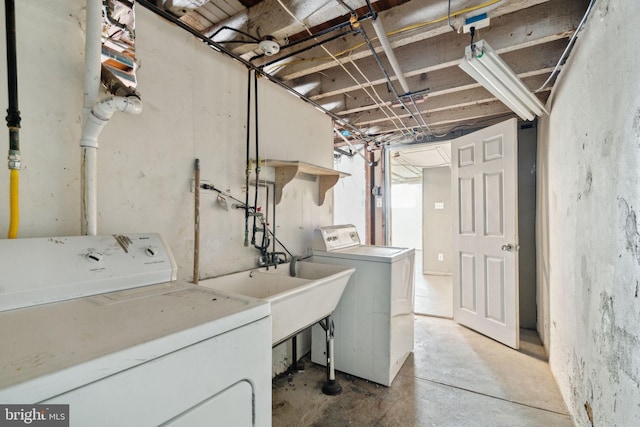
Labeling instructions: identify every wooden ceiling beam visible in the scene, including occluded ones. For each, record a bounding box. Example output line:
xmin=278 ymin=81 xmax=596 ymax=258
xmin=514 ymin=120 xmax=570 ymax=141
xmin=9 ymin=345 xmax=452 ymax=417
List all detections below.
xmin=268 ymin=0 xmax=567 ymax=80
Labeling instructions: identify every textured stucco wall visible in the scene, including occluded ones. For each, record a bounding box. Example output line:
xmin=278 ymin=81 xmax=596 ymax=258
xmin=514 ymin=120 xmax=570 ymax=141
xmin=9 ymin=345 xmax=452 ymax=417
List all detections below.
xmin=537 ymin=1 xmax=640 ymax=424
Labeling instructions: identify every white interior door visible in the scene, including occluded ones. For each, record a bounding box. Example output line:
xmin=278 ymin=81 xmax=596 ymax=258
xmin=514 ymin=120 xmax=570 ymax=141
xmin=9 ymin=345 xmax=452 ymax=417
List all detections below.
xmin=451 ymin=118 xmax=519 ymax=349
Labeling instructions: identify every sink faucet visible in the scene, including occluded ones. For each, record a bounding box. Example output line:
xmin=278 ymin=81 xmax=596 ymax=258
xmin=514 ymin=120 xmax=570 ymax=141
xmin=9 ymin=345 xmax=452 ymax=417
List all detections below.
xmin=258 ymin=251 xmax=287 ymax=269
xmin=289 ymin=255 xmax=300 ymax=277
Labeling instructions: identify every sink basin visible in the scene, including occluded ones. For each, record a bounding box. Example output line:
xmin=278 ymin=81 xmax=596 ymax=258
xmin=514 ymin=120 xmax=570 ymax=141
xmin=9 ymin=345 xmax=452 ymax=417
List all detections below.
xmin=199 ymin=261 xmax=355 ymax=346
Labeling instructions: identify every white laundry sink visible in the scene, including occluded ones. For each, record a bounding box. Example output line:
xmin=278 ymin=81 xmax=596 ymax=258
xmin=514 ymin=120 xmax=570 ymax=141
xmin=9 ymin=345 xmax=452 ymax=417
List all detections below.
xmin=199 ymin=261 xmax=355 ymax=346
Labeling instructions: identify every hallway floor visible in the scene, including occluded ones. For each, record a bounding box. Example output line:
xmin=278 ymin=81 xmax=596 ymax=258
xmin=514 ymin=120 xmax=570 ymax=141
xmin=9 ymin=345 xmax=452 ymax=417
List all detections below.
xmin=414 ymin=250 xmax=453 ymax=318
xmin=272 ymin=316 xmax=571 ymax=426
xmin=415 ymin=273 xmax=452 ymax=318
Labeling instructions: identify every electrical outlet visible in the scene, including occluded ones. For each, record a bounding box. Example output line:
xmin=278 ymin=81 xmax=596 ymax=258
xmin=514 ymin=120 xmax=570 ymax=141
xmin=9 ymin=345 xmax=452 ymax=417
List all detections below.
xmin=438 ymin=253 xmax=444 ymax=261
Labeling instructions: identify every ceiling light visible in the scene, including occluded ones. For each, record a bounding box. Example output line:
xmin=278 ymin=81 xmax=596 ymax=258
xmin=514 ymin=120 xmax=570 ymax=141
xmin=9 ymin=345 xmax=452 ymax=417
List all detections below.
xmin=258 ymin=36 xmax=280 ymax=56
xmin=459 ymin=40 xmax=547 ymax=121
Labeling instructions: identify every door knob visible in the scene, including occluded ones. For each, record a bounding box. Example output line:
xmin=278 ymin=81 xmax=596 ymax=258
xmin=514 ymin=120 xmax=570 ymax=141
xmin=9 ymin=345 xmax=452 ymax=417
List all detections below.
xmin=501 ymin=244 xmax=513 ymax=252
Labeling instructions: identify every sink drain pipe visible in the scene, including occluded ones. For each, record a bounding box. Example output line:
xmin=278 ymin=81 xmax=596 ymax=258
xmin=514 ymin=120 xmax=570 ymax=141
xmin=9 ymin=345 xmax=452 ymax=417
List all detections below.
xmin=4 ymin=0 xmax=21 ymax=239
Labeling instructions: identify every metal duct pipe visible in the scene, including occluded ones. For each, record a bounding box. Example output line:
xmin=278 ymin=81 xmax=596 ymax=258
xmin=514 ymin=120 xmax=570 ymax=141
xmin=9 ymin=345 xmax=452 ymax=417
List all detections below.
xmin=4 ymin=0 xmax=21 ymax=238
xmin=371 ymin=16 xmax=410 ymax=94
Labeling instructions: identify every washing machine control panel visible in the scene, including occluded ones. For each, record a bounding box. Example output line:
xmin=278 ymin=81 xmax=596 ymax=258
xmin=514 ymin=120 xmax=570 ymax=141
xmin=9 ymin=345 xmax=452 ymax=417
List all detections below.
xmin=0 ymin=233 xmax=178 ymax=312
xmin=314 ymin=225 xmax=361 ymax=251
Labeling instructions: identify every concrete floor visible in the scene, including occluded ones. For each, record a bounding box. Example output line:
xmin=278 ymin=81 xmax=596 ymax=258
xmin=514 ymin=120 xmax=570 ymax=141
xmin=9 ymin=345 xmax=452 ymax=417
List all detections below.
xmin=272 ymin=316 xmax=572 ymax=426
xmin=414 ymin=274 xmax=452 ymax=318
xmin=413 ymin=250 xmax=453 ymax=318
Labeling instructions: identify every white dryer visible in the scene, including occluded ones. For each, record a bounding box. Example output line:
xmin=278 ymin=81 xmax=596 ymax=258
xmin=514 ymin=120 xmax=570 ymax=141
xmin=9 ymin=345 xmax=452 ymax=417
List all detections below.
xmin=0 ymin=234 xmax=271 ymax=426
xmin=311 ymin=225 xmax=415 ymax=386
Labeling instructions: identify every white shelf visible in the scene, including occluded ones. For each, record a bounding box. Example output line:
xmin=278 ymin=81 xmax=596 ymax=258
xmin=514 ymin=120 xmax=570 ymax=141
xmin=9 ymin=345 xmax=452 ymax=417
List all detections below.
xmin=259 ymin=159 xmax=350 ymax=205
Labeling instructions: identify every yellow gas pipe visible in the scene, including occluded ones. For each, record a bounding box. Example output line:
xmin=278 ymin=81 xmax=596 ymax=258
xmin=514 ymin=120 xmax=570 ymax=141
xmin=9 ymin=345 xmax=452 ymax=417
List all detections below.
xmin=8 ymin=168 xmax=19 ymax=238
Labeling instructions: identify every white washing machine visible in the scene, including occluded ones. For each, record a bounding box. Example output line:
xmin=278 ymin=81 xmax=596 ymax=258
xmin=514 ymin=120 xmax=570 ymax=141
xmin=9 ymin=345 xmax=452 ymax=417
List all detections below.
xmin=0 ymin=234 xmax=271 ymax=426
xmin=311 ymin=225 xmax=415 ymax=386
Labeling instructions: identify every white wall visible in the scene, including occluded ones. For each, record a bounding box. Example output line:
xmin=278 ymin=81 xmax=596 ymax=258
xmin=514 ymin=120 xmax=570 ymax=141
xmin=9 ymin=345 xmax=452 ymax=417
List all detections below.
xmin=537 ymin=1 xmax=640 ymax=424
xmin=333 ymin=148 xmax=366 ymax=237
xmin=422 ymin=167 xmax=452 ymax=274
xmin=0 ymin=1 xmax=333 ymax=376
xmin=390 ymin=182 xmax=422 ymax=249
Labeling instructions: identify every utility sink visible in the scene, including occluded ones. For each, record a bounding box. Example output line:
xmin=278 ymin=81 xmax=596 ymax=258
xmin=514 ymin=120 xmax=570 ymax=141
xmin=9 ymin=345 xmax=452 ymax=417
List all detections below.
xmin=199 ymin=261 xmax=355 ymax=346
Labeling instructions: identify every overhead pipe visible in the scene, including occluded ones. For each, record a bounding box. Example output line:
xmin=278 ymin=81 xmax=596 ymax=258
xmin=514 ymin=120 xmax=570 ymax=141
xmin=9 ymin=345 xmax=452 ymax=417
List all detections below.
xmin=260 ymin=29 xmax=357 ymax=69
xmin=80 ymin=0 xmax=142 ymax=236
xmin=357 ymin=15 xmax=433 ymax=137
xmin=370 ymin=16 xmax=410 ymax=94
xmin=244 ymin=69 xmax=251 ymax=247
xmin=4 ymin=0 xmax=21 ymax=239
xmin=251 ymin=15 xmax=371 ymax=64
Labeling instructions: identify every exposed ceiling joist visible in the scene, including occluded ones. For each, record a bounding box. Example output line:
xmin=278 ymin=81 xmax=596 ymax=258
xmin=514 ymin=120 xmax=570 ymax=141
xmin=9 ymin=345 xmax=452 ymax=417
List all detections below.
xmin=147 ymin=0 xmax=592 ymax=146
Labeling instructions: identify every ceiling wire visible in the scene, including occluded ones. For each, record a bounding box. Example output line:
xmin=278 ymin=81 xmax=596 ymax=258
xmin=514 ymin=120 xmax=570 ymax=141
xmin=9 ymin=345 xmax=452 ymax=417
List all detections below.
xmin=274 ymin=0 xmax=501 ymax=69
xmin=534 ymin=0 xmax=596 ymax=93
xmin=346 ymin=51 xmax=410 ymax=135
xmin=273 ymin=0 xmax=410 ymax=138
xmin=356 ymin=19 xmax=433 ymax=137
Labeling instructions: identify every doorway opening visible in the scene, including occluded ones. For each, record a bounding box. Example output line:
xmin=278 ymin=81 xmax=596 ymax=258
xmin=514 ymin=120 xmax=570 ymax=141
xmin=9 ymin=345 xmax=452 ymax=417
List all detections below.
xmin=388 ymin=141 xmax=453 ymax=318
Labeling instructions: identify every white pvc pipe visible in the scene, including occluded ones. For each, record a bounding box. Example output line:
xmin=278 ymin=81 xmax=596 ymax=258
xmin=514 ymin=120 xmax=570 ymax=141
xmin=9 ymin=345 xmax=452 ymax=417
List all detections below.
xmin=81 ymin=0 xmax=102 ymax=236
xmin=80 ymin=96 xmax=144 ymax=149
xmin=80 ymin=95 xmax=143 ymax=236
xmin=371 ymin=17 xmax=410 ymax=94
xmin=80 ymin=1 xmax=143 ymax=235
xmin=81 ymin=147 xmax=98 ymax=236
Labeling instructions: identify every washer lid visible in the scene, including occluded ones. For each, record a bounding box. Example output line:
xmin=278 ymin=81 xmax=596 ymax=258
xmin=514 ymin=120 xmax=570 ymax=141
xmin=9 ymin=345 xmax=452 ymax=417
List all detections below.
xmin=315 ymin=245 xmax=414 ymax=263
xmin=0 ymin=282 xmax=270 ymax=403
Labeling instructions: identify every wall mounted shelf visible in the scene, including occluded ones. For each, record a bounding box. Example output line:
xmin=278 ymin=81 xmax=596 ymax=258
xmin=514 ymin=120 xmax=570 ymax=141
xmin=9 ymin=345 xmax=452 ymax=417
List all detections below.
xmin=259 ymin=160 xmax=349 ymax=205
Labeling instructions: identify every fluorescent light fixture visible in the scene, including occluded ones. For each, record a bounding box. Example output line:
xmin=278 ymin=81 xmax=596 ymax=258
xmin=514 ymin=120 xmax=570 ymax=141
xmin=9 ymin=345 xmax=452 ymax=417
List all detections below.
xmin=459 ymin=40 xmax=547 ymax=121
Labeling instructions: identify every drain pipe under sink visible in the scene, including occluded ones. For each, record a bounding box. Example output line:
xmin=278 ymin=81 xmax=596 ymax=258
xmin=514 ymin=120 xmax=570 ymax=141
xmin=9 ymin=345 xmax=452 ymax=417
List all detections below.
xmin=80 ymin=0 xmax=142 ymax=235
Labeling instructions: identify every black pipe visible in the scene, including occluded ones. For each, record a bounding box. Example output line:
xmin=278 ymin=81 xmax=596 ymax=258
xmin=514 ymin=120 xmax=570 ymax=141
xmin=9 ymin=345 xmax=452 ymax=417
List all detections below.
xmin=136 ymin=0 xmax=369 ymax=141
xmin=5 ymin=0 xmax=21 ymax=154
xmin=244 ymin=69 xmax=251 ymax=247
xmin=251 ymin=71 xmax=262 ymax=249
xmin=336 ymin=0 xmax=356 ymax=15
xmin=251 ymin=15 xmax=370 ymax=63
xmin=291 ymin=335 xmax=298 ymax=373
xmin=210 ymin=25 xmax=260 ymax=43
xmin=364 ymin=0 xmax=378 ymax=20
xmin=260 ymin=29 xmax=357 ymax=69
